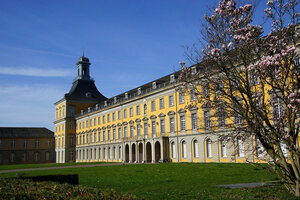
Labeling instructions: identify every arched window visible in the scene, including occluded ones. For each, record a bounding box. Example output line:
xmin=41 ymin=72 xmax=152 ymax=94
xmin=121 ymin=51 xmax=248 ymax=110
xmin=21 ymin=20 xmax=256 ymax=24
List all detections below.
xmin=206 ymin=139 xmax=212 ymax=158
xmin=237 ymin=137 xmax=245 ymax=157
xmin=193 ymin=140 xmax=199 ymax=158
xmin=220 ymin=139 xmax=227 ymax=158
xmin=171 ymin=142 xmax=176 ymax=158
xmin=144 ymin=104 xmax=147 ymax=115
xmin=255 ymin=137 xmax=264 ymax=158
xmin=182 ymin=141 xmax=187 ymax=158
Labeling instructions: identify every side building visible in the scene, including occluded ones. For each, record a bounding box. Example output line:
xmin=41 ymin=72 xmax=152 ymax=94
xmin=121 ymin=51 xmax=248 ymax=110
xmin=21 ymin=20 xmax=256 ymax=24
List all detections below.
xmin=55 ymin=56 xmax=272 ymax=164
xmin=0 ymin=127 xmax=55 ymax=164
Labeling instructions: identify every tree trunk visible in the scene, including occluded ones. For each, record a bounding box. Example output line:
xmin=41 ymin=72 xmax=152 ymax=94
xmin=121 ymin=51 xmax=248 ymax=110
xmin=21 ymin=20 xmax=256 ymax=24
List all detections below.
xmin=295 ymin=181 xmax=300 ymax=197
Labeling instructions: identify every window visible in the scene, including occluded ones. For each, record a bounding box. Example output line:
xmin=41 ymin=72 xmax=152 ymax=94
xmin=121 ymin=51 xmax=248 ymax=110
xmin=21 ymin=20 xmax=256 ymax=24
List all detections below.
xmin=23 ymin=152 xmax=27 ymax=162
xmin=273 ymin=97 xmax=283 ymax=119
xmin=35 ymin=140 xmax=39 ymax=148
xmin=137 ymin=124 xmax=141 ymax=137
xmin=159 ymin=98 xmax=164 ymax=109
xmin=34 ymin=152 xmax=39 ymax=161
xmin=118 ymin=127 xmax=121 ymax=139
xmin=160 ymin=119 xmax=165 ymax=134
xmin=169 ymin=117 xmax=175 ymax=133
xmin=98 ymin=117 xmax=101 ymax=125
xmin=119 ymin=146 xmax=122 ymax=159
xmin=70 ymin=136 xmax=74 ymax=146
xmin=98 ymin=131 xmax=101 ymax=142
xmin=280 ymin=141 xmax=288 ymax=158
xmin=206 ymin=139 xmax=213 ymax=158
xmin=112 ymin=112 xmax=115 ymax=121
xmin=151 ymin=121 xmax=156 ymax=138
xmin=69 ymin=105 xmax=75 ymax=117
xmin=103 ymin=130 xmax=106 ymax=142
xmin=144 ymin=104 xmax=148 ymax=115
xmin=151 ymin=100 xmax=156 ymax=111
xmin=202 ymin=84 xmax=209 ymax=97
xmin=191 ymin=113 xmax=198 ymax=130
xmin=107 ymin=114 xmax=110 ymax=122
xmin=114 ymin=147 xmax=116 ymax=159
xmin=204 ymin=110 xmax=211 ymax=130
xmin=108 ymin=129 xmax=111 ymax=141
xmin=180 ymin=115 xmax=186 ymax=131
xmin=190 ymin=89 xmax=196 ymax=101
xmin=89 ymin=133 xmax=92 ymax=144
xmin=217 ymin=107 xmax=226 ymax=128
xmin=194 ymin=140 xmax=199 ymax=158
xmin=220 ymin=139 xmax=227 ymax=158
xmin=102 ymin=116 xmax=105 ymax=124
xmin=216 ymin=81 xmax=224 ymax=94
xmin=171 ymin=142 xmax=176 ymax=158
xmin=94 ymin=132 xmax=96 ymax=143
xmin=124 ymin=126 xmax=128 ymax=138
xmin=118 ymin=111 xmax=121 ymax=120
xmin=129 ymin=107 xmax=133 ymax=117
xmin=124 ymin=109 xmax=127 ymax=118
xmin=11 ymin=139 xmax=16 ymax=149
xmin=136 ymin=105 xmax=140 ymax=115
xmin=249 ymin=70 xmax=259 ymax=86
xmin=130 ymin=125 xmax=134 ymax=138
xmin=94 ymin=118 xmax=96 ymax=126
xmin=46 ymin=152 xmax=50 ymax=160
xmin=237 ymin=137 xmax=245 ymax=157
xmin=179 ymin=92 xmax=185 ymax=104
xmin=24 ymin=140 xmax=27 ymax=149
xmin=182 ymin=141 xmax=187 ymax=158
xmin=113 ymin=128 xmax=116 ymax=140
xmin=234 ymin=112 xmax=243 ymax=125
xmin=10 ymin=153 xmax=15 ymax=162
xmin=144 ymin=122 xmax=148 ymax=138
xmin=169 ymin=95 xmax=174 ymax=106
xmin=255 ymin=137 xmax=264 ymax=158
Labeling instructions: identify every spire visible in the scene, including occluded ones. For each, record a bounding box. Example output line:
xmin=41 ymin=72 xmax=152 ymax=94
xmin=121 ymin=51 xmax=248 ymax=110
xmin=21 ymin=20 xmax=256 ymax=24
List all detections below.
xmin=83 ymin=49 xmax=85 ymax=57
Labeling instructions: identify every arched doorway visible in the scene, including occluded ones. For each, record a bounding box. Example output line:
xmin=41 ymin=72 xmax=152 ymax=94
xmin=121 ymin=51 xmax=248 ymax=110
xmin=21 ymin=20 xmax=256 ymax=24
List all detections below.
xmin=132 ymin=143 xmax=136 ymax=163
xmin=125 ymin=144 xmax=129 ymax=163
xmin=138 ymin=143 xmax=143 ymax=163
xmin=146 ymin=142 xmax=152 ymax=163
xmin=155 ymin=141 xmax=161 ymax=162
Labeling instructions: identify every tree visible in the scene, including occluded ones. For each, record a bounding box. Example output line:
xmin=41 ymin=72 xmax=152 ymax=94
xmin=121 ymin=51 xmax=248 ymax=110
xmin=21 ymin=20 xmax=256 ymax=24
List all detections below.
xmin=180 ymin=0 xmax=300 ymax=196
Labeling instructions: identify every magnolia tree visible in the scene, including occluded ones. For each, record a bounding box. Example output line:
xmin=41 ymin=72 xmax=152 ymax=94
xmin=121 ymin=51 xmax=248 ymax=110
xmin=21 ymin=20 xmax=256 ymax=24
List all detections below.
xmin=180 ymin=0 xmax=300 ymax=196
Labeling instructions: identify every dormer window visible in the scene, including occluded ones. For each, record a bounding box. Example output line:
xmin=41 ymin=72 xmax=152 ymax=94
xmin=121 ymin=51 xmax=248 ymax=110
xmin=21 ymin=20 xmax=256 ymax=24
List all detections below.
xmin=138 ymin=88 xmax=141 ymax=95
xmin=85 ymin=92 xmax=91 ymax=98
xmin=114 ymin=97 xmax=117 ymax=103
xmin=170 ymin=74 xmax=175 ymax=83
xmin=191 ymin=66 xmax=197 ymax=75
xmin=104 ymin=101 xmax=107 ymax=107
xmin=152 ymin=82 xmax=156 ymax=89
xmin=125 ymin=93 xmax=128 ymax=99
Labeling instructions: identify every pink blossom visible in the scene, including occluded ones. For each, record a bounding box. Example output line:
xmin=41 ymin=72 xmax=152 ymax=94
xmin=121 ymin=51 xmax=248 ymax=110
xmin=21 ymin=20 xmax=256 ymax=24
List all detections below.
xmin=211 ymin=48 xmax=220 ymax=56
xmin=227 ymin=42 xmax=233 ymax=48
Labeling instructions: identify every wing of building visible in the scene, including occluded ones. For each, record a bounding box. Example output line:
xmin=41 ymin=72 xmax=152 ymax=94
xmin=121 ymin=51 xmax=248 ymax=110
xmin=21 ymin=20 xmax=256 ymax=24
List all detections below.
xmin=54 ymin=55 xmax=294 ymax=164
xmin=0 ymin=127 xmax=55 ymax=164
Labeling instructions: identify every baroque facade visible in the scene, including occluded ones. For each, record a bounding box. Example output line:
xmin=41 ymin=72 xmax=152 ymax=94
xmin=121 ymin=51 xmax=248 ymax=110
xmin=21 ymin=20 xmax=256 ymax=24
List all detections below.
xmin=54 ymin=56 xmax=277 ymax=164
xmin=0 ymin=127 xmax=55 ymax=164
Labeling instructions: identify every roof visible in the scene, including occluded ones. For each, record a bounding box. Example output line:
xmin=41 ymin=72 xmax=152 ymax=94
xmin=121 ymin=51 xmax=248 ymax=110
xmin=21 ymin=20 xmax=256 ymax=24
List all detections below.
xmin=64 ymin=79 xmax=107 ymax=101
xmin=0 ymin=127 xmax=54 ymax=138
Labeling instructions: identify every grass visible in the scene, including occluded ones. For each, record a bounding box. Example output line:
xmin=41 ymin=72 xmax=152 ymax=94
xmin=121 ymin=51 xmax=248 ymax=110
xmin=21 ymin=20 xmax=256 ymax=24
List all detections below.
xmin=0 ymin=163 xmax=298 ymax=200
xmin=0 ymin=162 xmax=115 ymax=171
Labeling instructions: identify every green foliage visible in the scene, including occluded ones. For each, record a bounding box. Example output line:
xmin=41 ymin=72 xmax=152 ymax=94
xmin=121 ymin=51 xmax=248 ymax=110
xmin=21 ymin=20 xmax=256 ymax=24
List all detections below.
xmin=0 ymin=178 xmax=140 ymax=200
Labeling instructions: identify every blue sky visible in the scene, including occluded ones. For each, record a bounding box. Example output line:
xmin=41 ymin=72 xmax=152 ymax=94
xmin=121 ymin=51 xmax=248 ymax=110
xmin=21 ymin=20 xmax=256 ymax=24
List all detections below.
xmin=0 ymin=0 xmax=269 ymax=131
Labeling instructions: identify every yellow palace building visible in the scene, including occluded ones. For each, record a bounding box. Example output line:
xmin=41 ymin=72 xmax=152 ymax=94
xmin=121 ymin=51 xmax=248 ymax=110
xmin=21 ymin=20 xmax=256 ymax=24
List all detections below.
xmin=54 ymin=55 xmax=273 ymax=164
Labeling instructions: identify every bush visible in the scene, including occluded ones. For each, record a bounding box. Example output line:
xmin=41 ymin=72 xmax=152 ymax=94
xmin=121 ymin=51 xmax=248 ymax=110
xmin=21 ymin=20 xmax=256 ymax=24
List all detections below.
xmin=0 ymin=178 xmax=141 ymax=200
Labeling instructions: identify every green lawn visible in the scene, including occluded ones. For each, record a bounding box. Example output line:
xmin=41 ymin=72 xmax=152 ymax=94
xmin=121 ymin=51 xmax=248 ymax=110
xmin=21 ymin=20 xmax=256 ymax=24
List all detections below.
xmin=0 ymin=162 xmax=114 ymax=171
xmin=0 ymin=163 xmax=297 ymax=200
